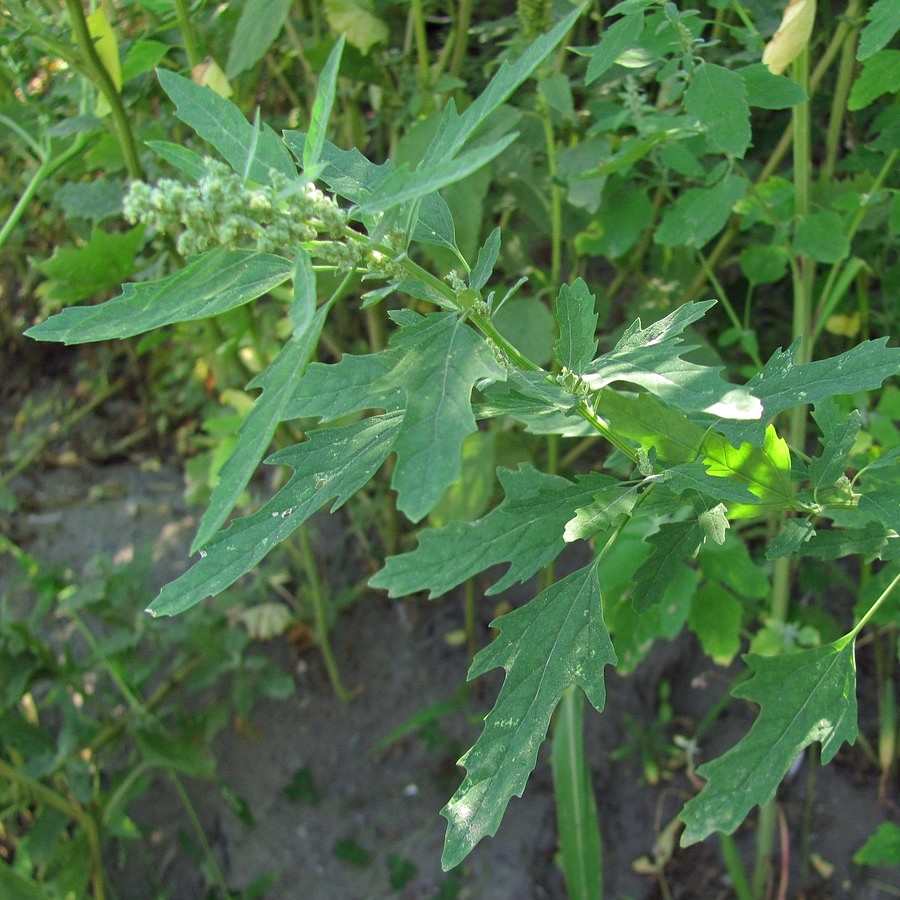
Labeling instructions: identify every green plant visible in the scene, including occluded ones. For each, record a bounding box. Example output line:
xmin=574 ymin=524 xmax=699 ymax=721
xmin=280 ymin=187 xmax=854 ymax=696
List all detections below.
xmin=19 ymin=0 xmax=900 ymax=896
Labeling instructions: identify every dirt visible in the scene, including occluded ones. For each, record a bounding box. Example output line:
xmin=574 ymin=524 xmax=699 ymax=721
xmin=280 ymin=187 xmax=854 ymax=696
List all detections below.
xmin=3 ymin=423 xmax=899 ymax=898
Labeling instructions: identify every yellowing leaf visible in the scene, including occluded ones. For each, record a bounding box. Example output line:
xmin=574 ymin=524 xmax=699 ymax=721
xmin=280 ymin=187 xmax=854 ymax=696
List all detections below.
xmin=191 ymin=58 xmax=233 ymax=98
xmin=324 ymin=0 xmax=388 ymax=55
xmin=825 ymin=312 xmax=860 ymax=337
xmin=86 ymin=6 xmax=121 ymax=116
xmin=762 ymin=0 xmax=816 ymax=75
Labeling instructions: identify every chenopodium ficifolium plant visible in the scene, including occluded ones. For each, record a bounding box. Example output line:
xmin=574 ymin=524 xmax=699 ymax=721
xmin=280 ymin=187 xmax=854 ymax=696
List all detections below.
xmin=26 ymin=7 xmax=900 ymax=870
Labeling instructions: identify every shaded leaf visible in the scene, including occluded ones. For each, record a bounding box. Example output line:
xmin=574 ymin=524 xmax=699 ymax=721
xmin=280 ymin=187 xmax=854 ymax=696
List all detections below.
xmin=564 ymin=483 xmax=640 ymax=542
xmin=681 ymin=638 xmax=858 ymax=845
xmin=632 ymin=521 xmax=703 ymax=612
xmin=737 ymin=63 xmax=807 ymax=109
xmin=324 ymin=0 xmax=388 ymax=55
xmin=441 ymin=561 xmax=616 ymax=869
xmin=27 ymin=250 xmax=292 ymax=344
xmin=810 ymin=400 xmax=860 ymax=490
xmin=795 ymin=211 xmax=850 ymax=263
xmin=372 ymin=465 xmax=613 ymax=597
xmin=685 ymin=63 xmax=751 ymax=157
xmin=858 ymin=0 xmax=900 ymax=60
xmin=655 ymin=175 xmax=749 ymax=249
xmin=226 ymin=0 xmax=293 ymax=78
xmin=848 ymin=50 xmax=900 ymax=110
xmin=584 ymin=12 xmax=644 ymax=84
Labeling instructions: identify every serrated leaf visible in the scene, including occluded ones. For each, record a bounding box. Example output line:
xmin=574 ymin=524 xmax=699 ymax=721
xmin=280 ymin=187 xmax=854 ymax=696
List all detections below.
xmin=700 ymin=532 xmax=770 ymax=599
xmin=555 ymin=279 xmax=598 ymax=374
xmin=810 ymin=400 xmax=860 ymax=490
xmin=664 ymin=459 xmax=760 ymax=505
xmin=371 ymin=466 xmax=614 ymax=598
xmin=441 ymin=561 xmax=616 ymax=869
xmin=685 ymin=63 xmax=750 ymax=158
xmin=582 ymin=301 xmax=762 ymax=419
xmin=766 ymin=518 xmax=816 ymax=559
xmin=848 ymin=50 xmax=900 ymax=110
xmin=303 ymin=36 xmax=345 ymax=176
xmin=803 ymin=522 xmax=897 ymax=561
xmin=703 ymin=425 xmax=793 ymax=516
xmin=858 ymin=0 xmax=900 ymax=60
xmin=632 ymin=521 xmax=703 ymax=612
xmin=859 ymin=487 xmax=900 ymax=532
xmin=584 ymin=12 xmax=644 ymax=84
xmin=375 ymin=314 xmax=506 ymax=522
xmin=156 ymin=70 xmax=296 ymax=183
xmin=737 ymin=63 xmax=807 ymax=109
xmin=26 ymin=250 xmax=292 ymax=344
xmin=148 ymin=414 xmax=402 ymax=616
xmin=225 ymin=0 xmax=293 ymax=78
xmin=564 ymin=483 xmax=640 ymax=542
xmin=695 ymin=499 xmax=729 ymax=545
xmin=681 ymin=638 xmax=858 ymax=845
xmin=655 ymin=174 xmax=749 ymax=248
xmin=191 ymin=311 xmax=327 ymax=553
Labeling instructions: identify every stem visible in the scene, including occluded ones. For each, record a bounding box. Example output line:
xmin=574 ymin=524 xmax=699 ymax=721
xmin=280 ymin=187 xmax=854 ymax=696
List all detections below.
xmin=719 ymin=833 xmax=754 ymax=900
xmin=848 ymin=570 xmax=900 ymax=640
xmin=821 ymin=12 xmax=858 ymax=183
xmin=450 ymin=0 xmax=474 ymax=78
xmin=172 ymin=0 xmax=202 ymax=68
xmin=63 ymin=0 xmax=143 ymax=180
xmin=409 ymin=0 xmax=431 ymax=87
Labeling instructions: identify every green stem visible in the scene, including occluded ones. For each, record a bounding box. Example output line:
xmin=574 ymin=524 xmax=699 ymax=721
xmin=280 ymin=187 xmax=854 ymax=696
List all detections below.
xmin=539 ymin=100 xmax=562 ymax=287
xmin=719 ymin=833 xmax=754 ymax=900
xmin=409 ymin=0 xmax=431 ymax=87
xmin=172 ymin=0 xmax=202 ymax=68
xmin=848 ymin=570 xmax=900 ymax=640
xmin=63 ymin=0 xmax=143 ymax=180
xmin=821 ymin=11 xmax=858 ymax=183
xmin=450 ymin=0 xmax=474 ymax=78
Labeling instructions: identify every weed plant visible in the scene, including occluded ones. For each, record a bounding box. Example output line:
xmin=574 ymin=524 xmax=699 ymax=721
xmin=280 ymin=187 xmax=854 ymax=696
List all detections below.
xmin=5 ymin=0 xmax=900 ymax=896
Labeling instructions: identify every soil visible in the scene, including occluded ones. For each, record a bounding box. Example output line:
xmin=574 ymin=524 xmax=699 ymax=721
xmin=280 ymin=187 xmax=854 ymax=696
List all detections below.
xmin=2 ymin=376 xmax=899 ymax=899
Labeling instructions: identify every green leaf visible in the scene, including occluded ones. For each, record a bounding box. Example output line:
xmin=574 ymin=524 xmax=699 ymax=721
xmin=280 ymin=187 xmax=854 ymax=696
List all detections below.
xmin=803 ymin=522 xmax=897 ymax=561
xmin=794 ymin=211 xmax=850 ymax=263
xmin=663 ymin=459 xmax=760 ymax=505
xmin=859 ymin=487 xmax=900 ymax=532
xmin=156 ymin=69 xmax=296 ymax=182
xmin=766 ymin=519 xmax=816 ymax=559
xmin=376 ymin=314 xmax=506 ymax=522
xmin=555 ymin=279 xmax=598 ymax=374
xmin=564 ymin=483 xmax=641 ymax=542
xmin=303 ymin=36 xmax=345 ymax=177
xmin=680 ymin=639 xmax=858 ymax=845
xmin=810 ymin=400 xmax=860 ymax=490
xmin=121 ymin=39 xmax=171 ymax=82
xmin=323 ymin=0 xmax=388 ymax=55
xmin=428 ymin=431 xmax=497 ymax=527
xmin=584 ymin=12 xmax=644 ymax=84
xmin=631 ymin=521 xmax=703 ymax=612
xmin=36 ymin=225 xmax=144 ymax=304
xmin=737 ymin=63 xmax=807 ymax=109
xmin=582 ymin=301 xmax=762 ymax=419
xmin=853 ymin=821 xmax=900 ymax=865
xmin=685 ymin=63 xmax=751 ymax=158
xmin=858 ymin=0 xmax=900 ymax=60
xmin=470 ymin=227 xmax=501 ymax=291
xmin=688 ymin=583 xmax=743 ymax=665
xmin=148 ymin=413 xmax=402 ymax=616
xmin=703 ymin=425 xmax=794 ymax=516
xmin=371 ymin=466 xmax=614 ymax=598
xmin=290 ymin=249 xmax=317 ymax=339
xmin=739 ymin=244 xmax=790 ymax=285
xmin=441 ymin=561 xmax=616 ymax=869
xmin=848 ymin=49 xmax=900 ymax=109
xmin=225 ymin=0 xmax=293 ymax=78
xmin=493 ymin=297 xmax=556 ymax=367
xmin=26 ymin=250 xmax=293 ymax=344
xmin=145 ymin=140 xmax=209 ymax=180
xmin=655 ymin=174 xmax=749 ymax=248
xmin=191 ymin=312 xmax=327 ymax=553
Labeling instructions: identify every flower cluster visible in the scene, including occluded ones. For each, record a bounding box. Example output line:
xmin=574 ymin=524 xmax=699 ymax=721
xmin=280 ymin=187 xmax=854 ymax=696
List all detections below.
xmin=123 ymin=160 xmax=349 ymax=256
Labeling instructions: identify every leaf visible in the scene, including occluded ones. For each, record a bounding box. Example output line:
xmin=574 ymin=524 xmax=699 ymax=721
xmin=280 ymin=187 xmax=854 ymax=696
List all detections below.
xmin=555 ymin=279 xmax=598 ymax=374
xmin=685 ymin=63 xmax=751 ymax=158
xmin=582 ymin=301 xmax=762 ymax=419
xmin=35 ymin=225 xmax=144 ymax=303
xmin=853 ymin=821 xmax=900 ymax=865
xmin=848 ymin=50 xmax=900 ymax=110
xmin=470 ymin=227 xmax=501 ymax=292
xmin=323 ymin=0 xmax=388 ymax=55
xmin=441 ymin=561 xmax=616 ymax=869
xmin=809 ymin=400 xmax=860 ymax=491
xmin=631 ymin=521 xmax=703 ymax=612
xmin=762 ymin=0 xmax=815 ymax=75
xmin=655 ymin=174 xmax=749 ymax=248
xmin=766 ymin=519 xmax=816 ymax=559
xmin=794 ymin=211 xmax=850 ymax=263
xmin=493 ymin=298 xmax=556 ymax=367
xmin=737 ymin=63 xmax=807 ymax=109
xmin=859 ymin=487 xmax=900 ymax=533
xmin=703 ymin=425 xmax=794 ymax=516
xmin=371 ymin=465 xmax=614 ymax=598
xmin=26 ymin=250 xmax=293 ymax=344
xmin=156 ymin=69 xmax=296 ymax=183
xmin=663 ymin=459 xmax=760 ymax=505
xmin=803 ymin=522 xmax=897 ymax=561
xmin=145 ymin=140 xmax=209 ymax=180
xmin=680 ymin=638 xmax=858 ymax=845
xmin=191 ymin=311 xmax=327 ymax=553
xmin=376 ymin=313 xmax=506 ymax=522
xmin=148 ymin=414 xmax=402 ymax=616
xmin=303 ymin=36 xmax=345 ymax=177
xmin=858 ymin=0 xmax=900 ymax=60
xmin=290 ymin=249 xmax=317 ymax=338
xmin=121 ymin=39 xmax=171 ymax=83
xmin=564 ymin=483 xmax=641 ymax=542
xmin=584 ymin=12 xmax=644 ymax=84
xmin=225 ymin=0 xmax=293 ymax=78
xmin=688 ymin=583 xmax=743 ymax=665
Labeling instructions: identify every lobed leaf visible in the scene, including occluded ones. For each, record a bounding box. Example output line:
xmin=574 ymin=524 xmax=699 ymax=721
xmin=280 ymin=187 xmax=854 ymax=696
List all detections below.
xmin=148 ymin=413 xmax=402 ymax=616
xmin=441 ymin=561 xmax=616 ymax=869
xmin=858 ymin=0 xmax=900 ymax=60
xmin=631 ymin=521 xmax=703 ymax=612
xmin=681 ymin=638 xmax=858 ymax=845
xmin=371 ymin=465 xmax=614 ymax=598
xmin=809 ymin=400 xmax=860 ymax=491
xmin=26 ymin=250 xmax=293 ymax=344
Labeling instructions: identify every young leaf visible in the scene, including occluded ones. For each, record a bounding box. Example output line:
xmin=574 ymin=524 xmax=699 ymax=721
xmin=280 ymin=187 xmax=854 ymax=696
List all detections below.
xmin=470 ymin=227 xmax=501 ymax=291
xmin=631 ymin=521 xmax=703 ymax=612
xmin=681 ymin=638 xmax=858 ymax=845
xmin=685 ymin=62 xmax=751 ymax=158
xmin=371 ymin=466 xmax=614 ymax=598
xmin=441 ymin=561 xmax=616 ymax=869
xmin=375 ymin=313 xmax=506 ymax=522
xmin=303 ymin=36 xmax=345 ymax=178
xmin=809 ymin=400 xmax=860 ymax=491
xmin=582 ymin=301 xmax=761 ymax=419
xmin=555 ymin=279 xmax=598 ymax=375
xmin=156 ymin=70 xmax=296 ymax=183
xmin=583 ymin=11 xmax=644 ymax=84
xmin=26 ymin=250 xmax=293 ymax=344
xmin=148 ymin=413 xmax=402 ymax=616
xmin=191 ymin=309 xmax=327 ymax=553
